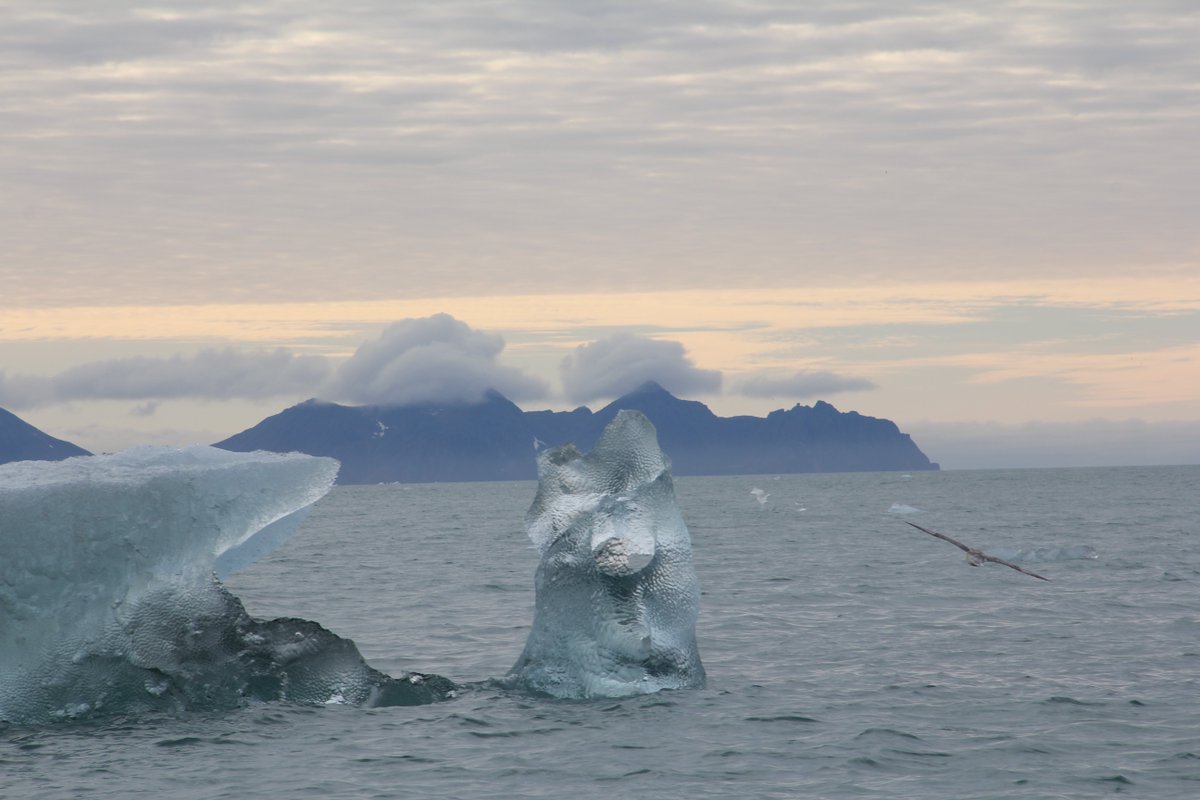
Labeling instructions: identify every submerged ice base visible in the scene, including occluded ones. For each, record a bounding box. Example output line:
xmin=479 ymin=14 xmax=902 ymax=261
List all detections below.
xmin=0 ymin=447 xmax=451 ymax=725
xmin=508 ymin=410 xmax=705 ymax=698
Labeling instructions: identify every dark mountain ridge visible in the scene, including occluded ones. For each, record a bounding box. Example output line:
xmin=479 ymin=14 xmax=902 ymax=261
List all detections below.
xmin=215 ymin=382 xmax=938 ymax=484
xmin=0 ymin=407 xmax=92 ymax=465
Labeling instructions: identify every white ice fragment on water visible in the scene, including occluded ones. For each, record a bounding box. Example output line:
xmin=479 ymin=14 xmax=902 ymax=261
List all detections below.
xmin=888 ymin=503 xmax=922 ymax=514
xmin=750 ymin=487 xmax=769 ymax=506
xmin=509 ymin=410 xmax=705 ymax=699
xmin=988 ymin=544 xmax=1099 ymax=563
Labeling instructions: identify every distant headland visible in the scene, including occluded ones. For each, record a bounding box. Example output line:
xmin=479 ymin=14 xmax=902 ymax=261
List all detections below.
xmin=213 ymin=381 xmax=938 ymax=484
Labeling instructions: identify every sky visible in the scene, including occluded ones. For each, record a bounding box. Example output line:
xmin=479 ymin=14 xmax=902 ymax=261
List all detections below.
xmin=2 ymin=1 xmax=1198 ymax=469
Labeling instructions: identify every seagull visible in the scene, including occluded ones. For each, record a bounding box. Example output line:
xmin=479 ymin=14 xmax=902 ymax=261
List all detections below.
xmin=905 ymin=521 xmax=1050 ymax=581
xmin=750 ymin=487 xmax=769 ymax=507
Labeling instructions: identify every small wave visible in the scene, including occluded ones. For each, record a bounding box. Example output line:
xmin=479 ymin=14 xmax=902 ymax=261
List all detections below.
xmin=745 ymin=713 xmax=819 ymax=723
xmin=468 ymin=726 xmax=565 ymax=739
xmin=1044 ymin=695 xmax=1104 ymax=706
xmin=854 ymin=727 xmax=923 ymax=741
xmin=596 ymin=768 xmax=655 ymax=782
xmin=155 ymin=735 xmax=247 ymax=748
xmin=891 ymin=749 xmax=953 ymax=759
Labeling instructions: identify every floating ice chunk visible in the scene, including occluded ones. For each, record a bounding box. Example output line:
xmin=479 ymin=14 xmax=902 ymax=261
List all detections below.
xmin=987 ymin=544 xmax=1099 ymax=563
xmin=508 ymin=410 xmax=705 ymax=698
xmin=750 ymin=487 xmax=769 ymax=506
xmin=1 ymin=445 xmax=338 ymax=635
xmin=888 ymin=503 xmax=922 ymax=514
xmin=0 ymin=446 xmax=452 ymax=724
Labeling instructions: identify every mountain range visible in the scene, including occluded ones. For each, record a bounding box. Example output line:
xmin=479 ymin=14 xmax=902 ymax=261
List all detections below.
xmin=0 ymin=384 xmax=939 ymax=480
xmin=214 ymin=382 xmax=938 ymax=484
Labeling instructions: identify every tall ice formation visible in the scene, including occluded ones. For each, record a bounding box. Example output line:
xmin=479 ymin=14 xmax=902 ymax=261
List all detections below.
xmin=508 ymin=410 xmax=705 ymax=697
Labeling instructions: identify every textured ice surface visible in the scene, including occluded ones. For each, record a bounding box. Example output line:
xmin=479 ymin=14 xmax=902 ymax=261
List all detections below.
xmin=0 ymin=447 xmax=451 ymax=724
xmin=509 ymin=410 xmax=705 ymax=698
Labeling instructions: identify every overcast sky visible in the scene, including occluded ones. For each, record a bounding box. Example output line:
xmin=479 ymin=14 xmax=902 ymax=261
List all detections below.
xmin=2 ymin=1 xmax=1198 ymax=468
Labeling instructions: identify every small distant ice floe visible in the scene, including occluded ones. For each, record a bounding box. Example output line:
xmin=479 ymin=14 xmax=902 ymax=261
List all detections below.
xmin=988 ymin=544 xmax=1099 ymax=564
xmin=888 ymin=502 xmax=922 ymax=514
xmin=750 ymin=487 xmax=769 ymax=507
xmin=372 ymin=421 xmax=389 ymax=438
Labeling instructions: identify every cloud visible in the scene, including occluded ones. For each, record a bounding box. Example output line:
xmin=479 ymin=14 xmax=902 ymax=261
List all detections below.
xmin=328 ymin=314 xmax=548 ymax=405
xmin=0 ymin=348 xmax=330 ymax=410
xmin=0 ymin=372 xmax=52 ymax=409
xmin=0 ymin=315 xmax=548 ymax=411
xmin=559 ymin=333 xmax=722 ymax=404
xmin=734 ymin=370 xmax=877 ymax=400
xmin=130 ymin=401 xmax=160 ymax=418
xmin=6 ymin=2 xmax=1198 ymax=308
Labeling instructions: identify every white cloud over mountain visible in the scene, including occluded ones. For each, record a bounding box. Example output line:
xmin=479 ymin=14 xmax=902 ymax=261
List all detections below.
xmin=0 ymin=315 xmax=550 ymax=410
xmin=559 ymin=332 xmax=721 ymax=404
xmin=328 ymin=314 xmax=548 ymax=406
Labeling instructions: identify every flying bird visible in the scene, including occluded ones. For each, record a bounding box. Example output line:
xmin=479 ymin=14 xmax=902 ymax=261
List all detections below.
xmin=905 ymin=521 xmax=1050 ymax=581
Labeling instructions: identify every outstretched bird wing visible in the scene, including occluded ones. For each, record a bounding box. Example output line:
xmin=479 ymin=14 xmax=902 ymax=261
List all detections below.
xmin=905 ymin=521 xmax=972 ymax=554
xmin=905 ymin=521 xmax=1051 ymax=582
xmin=975 ymin=551 xmax=1051 ymax=582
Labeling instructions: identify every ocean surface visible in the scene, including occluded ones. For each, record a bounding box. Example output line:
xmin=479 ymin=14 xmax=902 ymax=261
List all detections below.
xmin=4 ymin=465 xmax=1199 ymax=799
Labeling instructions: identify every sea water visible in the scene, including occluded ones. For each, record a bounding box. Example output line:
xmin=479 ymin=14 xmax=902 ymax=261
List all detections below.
xmin=3 ymin=465 xmax=1199 ymax=799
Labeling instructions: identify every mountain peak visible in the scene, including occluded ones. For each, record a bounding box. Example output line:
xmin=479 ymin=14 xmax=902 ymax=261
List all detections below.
xmin=623 ymin=380 xmax=671 ymax=398
xmin=0 ymin=407 xmax=92 ymax=465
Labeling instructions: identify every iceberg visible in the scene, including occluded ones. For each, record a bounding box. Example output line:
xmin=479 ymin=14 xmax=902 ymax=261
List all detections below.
xmin=508 ymin=410 xmax=705 ymax=698
xmin=0 ymin=446 xmax=452 ymax=725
